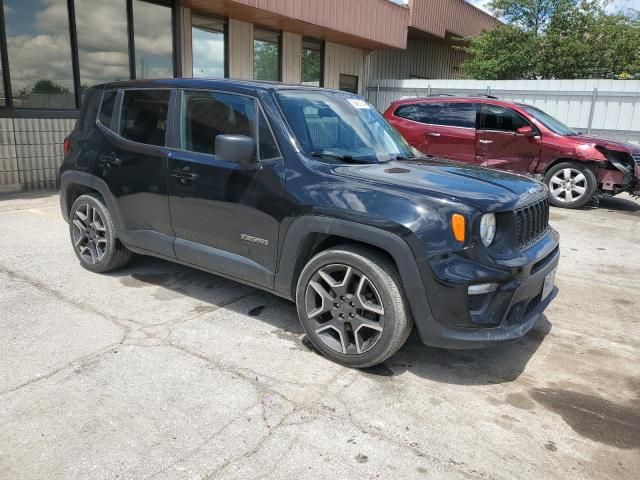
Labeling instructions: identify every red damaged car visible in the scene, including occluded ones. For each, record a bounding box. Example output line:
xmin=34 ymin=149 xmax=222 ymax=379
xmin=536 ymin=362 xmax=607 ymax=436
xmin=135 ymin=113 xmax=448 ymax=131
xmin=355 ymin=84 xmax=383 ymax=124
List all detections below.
xmin=384 ymin=97 xmax=640 ymax=208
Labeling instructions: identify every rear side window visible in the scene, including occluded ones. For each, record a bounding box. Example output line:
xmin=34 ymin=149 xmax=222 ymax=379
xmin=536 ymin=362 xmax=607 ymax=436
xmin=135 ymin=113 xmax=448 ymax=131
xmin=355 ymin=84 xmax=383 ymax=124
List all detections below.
xmin=98 ymin=90 xmax=117 ymax=129
xmin=119 ymin=90 xmax=170 ymax=146
xmin=479 ymin=105 xmax=529 ymax=132
xmin=394 ymin=103 xmax=439 ymax=124
xmin=436 ymin=103 xmax=476 ymax=128
xmin=180 ymin=90 xmax=255 ymax=156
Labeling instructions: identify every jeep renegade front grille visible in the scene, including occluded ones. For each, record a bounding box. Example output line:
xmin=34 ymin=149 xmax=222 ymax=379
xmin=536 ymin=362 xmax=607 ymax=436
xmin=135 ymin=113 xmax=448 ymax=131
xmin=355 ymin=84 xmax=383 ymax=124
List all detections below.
xmin=514 ymin=197 xmax=550 ymax=249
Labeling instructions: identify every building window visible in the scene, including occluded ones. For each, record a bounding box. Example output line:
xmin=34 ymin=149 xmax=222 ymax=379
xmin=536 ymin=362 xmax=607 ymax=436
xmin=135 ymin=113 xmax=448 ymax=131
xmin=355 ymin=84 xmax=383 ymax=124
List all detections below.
xmin=192 ymin=15 xmax=226 ymax=78
xmin=133 ymin=0 xmax=173 ymax=79
xmin=75 ymin=0 xmax=130 ymax=91
xmin=3 ymin=0 xmax=75 ymax=108
xmin=302 ymin=39 xmax=322 ymax=87
xmin=253 ymin=29 xmax=280 ymax=82
xmin=339 ymin=74 xmax=358 ymax=94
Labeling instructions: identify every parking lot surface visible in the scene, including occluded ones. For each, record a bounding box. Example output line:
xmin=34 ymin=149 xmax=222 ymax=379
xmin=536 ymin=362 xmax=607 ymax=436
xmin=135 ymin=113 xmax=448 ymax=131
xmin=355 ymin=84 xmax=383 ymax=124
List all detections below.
xmin=0 ymin=191 xmax=639 ymax=480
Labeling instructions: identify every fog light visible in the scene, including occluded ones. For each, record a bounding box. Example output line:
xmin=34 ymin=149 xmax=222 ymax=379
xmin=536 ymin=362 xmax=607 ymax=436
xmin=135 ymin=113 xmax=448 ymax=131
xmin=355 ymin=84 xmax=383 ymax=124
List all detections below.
xmin=468 ymin=283 xmax=498 ymax=295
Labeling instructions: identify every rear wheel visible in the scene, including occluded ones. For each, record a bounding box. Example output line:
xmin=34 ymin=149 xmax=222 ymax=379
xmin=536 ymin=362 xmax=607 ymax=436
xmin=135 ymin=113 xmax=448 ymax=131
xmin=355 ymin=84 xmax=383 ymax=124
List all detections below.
xmin=544 ymin=162 xmax=597 ymax=209
xmin=296 ymin=246 xmax=412 ymax=368
xmin=69 ymin=194 xmax=132 ymax=273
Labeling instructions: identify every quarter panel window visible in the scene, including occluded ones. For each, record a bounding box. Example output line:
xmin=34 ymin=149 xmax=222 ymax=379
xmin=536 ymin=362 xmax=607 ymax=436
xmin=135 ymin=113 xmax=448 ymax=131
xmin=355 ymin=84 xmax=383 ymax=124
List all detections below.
xmin=119 ymin=90 xmax=170 ymax=146
xmin=436 ymin=103 xmax=476 ymax=129
xmin=480 ymin=105 xmax=529 ymax=132
xmin=180 ymin=91 xmax=256 ymax=157
xmin=99 ymin=90 xmax=118 ymax=129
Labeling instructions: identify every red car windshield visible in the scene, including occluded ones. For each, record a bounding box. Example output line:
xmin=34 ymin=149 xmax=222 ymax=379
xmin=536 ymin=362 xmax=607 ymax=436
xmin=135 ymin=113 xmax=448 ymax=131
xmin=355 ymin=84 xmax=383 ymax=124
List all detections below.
xmin=521 ymin=105 xmax=577 ymax=136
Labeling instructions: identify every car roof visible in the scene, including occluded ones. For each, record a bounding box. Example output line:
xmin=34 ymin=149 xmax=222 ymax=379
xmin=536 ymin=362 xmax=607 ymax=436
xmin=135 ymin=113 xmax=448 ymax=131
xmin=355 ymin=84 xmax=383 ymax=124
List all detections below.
xmin=92 ymin=77 xmax=352 ymax=97
xmin=388 ymin=96 xmax=523 ymax=109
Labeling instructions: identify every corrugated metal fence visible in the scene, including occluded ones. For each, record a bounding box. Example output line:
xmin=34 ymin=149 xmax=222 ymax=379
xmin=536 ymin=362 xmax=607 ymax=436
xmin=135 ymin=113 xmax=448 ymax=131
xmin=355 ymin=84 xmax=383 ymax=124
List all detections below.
xmin=366 ymin=79 xmax=640 ymax=145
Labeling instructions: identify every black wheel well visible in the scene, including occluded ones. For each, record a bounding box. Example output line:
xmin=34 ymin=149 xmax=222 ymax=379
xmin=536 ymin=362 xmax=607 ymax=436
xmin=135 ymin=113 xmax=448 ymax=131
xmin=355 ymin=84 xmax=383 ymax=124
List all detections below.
xmin=65 ymin=184 xmax=103 ymax=215
xmin=289 ymin=233 xmax=398 ymax=297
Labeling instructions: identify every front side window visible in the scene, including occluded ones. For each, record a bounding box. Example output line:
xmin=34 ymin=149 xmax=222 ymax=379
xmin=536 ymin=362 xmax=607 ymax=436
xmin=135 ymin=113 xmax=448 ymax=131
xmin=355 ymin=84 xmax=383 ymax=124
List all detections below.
xmin=192 ymin=15 xmax=226 ymax=78
xmin=133 ymin=0 xmax=173 ymax=79
xmin=254 ymin=29 xmax=280 ymax=81
xmin=277 ymin=90 xmax=413 ymax=163
xmin=119 ymin=90 xmax=170 ymax=146
xmin=3 ymin=0 xmax=75 ymax=108
xmin=180 ymin=90 xmax=255 ymax=156
xmin=302 ymin=39 xmax=322 ymax=87
xmin=395 ymin=103 xmax=439 ymax=124
xmin=436 ymin=103 xmax=476 ymax=129
xmin=479 ymin=105 xmax=529 ymax=132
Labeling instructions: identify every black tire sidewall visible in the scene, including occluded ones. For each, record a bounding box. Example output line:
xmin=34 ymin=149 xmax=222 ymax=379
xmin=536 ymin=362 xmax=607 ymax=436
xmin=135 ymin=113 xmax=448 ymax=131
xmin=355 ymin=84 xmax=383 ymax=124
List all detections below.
xmin=544 ymin=162 xmax=597 ymax=209
xmin=69 ymin=194 xmax=120 ymax=273
xmin=296 ymin=248 xmax=408 ymax=368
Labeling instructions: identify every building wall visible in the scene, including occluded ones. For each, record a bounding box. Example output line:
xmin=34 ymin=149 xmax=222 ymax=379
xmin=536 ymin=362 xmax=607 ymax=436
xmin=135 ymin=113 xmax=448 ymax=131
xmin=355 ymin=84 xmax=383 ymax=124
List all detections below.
xmin=0 ymin=117 xmax=74 ymax=192
xmin=282 ymin=32 xmax=303 ymax=84
xmin=323 ymin=42 xmax=366 ymax=94
xmin=368 ymin=37 xmax=466 ymax=81
xmin=228 ymin=18 xmax=254 ymax=78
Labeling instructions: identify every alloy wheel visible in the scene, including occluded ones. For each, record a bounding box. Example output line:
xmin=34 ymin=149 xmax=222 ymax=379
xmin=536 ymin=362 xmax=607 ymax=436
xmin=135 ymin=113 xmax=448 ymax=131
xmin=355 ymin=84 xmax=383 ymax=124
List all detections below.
xmin=72 ymin=203 xmax=108 ymax=264
xmin=304 ymin=264 xmax=385 ymax=355
xmin=549 ymin=168 xmax=587 ymax=203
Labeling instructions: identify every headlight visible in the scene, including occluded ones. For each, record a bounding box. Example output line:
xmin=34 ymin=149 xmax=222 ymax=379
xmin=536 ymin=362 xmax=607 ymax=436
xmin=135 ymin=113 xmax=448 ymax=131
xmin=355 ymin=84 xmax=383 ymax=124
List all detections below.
xmin=480 ymin=213 xmax=496 ymax=247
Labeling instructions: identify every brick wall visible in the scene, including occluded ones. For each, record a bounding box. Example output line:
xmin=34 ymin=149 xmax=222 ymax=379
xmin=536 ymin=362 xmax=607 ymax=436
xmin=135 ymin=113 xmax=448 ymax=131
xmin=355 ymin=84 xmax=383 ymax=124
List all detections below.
xmin=0 ymin=117 xmax=75 ymax=192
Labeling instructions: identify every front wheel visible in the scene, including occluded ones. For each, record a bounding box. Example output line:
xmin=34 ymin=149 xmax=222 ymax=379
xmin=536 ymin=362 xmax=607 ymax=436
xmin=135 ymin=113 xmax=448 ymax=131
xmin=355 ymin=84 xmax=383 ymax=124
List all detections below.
xmin=544 ymin=162 xmax=597 ymax=209
xmin=295 ymin=246 xmax=413 ymax=368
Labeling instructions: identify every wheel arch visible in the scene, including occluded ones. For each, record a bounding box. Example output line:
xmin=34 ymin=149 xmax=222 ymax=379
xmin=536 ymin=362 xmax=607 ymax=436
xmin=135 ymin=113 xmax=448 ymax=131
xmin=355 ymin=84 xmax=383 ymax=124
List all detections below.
xmin=274 ymin=216 xmax=435 ymax=338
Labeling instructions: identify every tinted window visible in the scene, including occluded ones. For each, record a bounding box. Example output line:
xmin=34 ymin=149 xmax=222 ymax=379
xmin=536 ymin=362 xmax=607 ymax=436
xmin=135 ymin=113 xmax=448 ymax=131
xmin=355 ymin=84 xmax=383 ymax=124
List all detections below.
xmin=339 ymin=74 xmax=358 ymax=94
xmin=258 ymin=110 xmax=280 ymax=160
xmin=302 ymin=39 xmax=322 ymax=87
xmin=254 ymin=29 xmax=280 ymax=81
xmin=394 ymin=104 xmax=439 ymax=124
xmin=119 ymin=90 xmax=170 ymax=146
xmin=180 ymin=90 xmax=255 ymax=156
xmin=437 ymin=103 xmax=476 ymax=128
xmin=133 ymin=0 xmax=174 ymax=79
xmin=480 ymin=105 xmax=529 ymax=132
xmin=99 ymin=90 xmax=117 ymax=128
xmin=79 ymin=90 xmax=101 ymax=133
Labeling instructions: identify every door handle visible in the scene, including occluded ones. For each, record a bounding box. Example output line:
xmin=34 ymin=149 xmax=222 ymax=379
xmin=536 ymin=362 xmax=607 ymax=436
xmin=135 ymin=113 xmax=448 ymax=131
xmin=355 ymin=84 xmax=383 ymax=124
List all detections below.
xmin=171 ymin=169 xmax=199 ymax=183
xmin=427 ymin=132 xmax=441 ymax=137
xmin=99 ymin=153 xmax=122 ymax=166
xmin=479 ymin=139 xmax=494 ymax=144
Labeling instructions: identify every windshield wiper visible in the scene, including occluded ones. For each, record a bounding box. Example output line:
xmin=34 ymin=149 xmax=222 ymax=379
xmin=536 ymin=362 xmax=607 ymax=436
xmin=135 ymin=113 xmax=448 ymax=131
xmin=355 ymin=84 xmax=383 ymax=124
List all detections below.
xmin=310 ymin=152 xmax=374 ymax=164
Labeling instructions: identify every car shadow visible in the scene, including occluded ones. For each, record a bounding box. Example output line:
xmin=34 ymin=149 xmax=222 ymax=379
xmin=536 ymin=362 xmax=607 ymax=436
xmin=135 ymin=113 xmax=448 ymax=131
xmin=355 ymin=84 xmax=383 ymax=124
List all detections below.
xmin=109 ymin=255 xmax=551 ymax=386
xmin=596 ymin=195 xmax=640 ymax=213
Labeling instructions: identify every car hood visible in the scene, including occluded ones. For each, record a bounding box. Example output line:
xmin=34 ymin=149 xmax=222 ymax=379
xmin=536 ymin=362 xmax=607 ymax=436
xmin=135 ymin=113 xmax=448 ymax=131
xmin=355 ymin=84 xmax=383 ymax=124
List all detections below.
xmin=334 ymin=158 xmax=546 ymax=211
xmin=565 ymin=134 xmax=640 ymax=154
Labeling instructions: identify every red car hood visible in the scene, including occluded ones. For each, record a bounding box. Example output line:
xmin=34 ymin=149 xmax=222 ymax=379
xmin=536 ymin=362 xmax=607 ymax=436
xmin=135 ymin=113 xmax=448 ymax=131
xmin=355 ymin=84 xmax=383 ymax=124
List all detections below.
xmin=566 ymin=134 xmax=640 ymax=154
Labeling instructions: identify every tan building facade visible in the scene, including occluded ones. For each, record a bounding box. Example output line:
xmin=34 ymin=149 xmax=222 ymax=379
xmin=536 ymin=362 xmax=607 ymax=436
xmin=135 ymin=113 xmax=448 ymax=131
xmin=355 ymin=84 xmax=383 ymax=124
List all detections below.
xmin=0 ymin=0 xmax=497 ymax=191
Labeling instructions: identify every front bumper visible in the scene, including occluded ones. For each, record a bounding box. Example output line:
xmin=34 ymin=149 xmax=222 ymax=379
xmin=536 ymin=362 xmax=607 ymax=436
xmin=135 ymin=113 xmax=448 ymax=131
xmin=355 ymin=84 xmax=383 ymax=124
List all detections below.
xmin=412 ymin=229 xmax=560 ymax=349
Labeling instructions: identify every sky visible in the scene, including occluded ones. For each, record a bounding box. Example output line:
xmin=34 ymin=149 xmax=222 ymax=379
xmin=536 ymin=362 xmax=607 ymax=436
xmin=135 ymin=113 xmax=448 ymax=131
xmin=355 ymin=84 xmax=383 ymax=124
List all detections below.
xmin=467 ymin=0 xmax=640 ymax=16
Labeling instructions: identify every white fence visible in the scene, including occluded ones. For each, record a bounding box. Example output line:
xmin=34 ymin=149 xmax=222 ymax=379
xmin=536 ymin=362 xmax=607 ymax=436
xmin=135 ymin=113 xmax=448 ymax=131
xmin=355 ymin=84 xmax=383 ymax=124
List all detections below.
xmin=366 ymin=79 xmax=640 ymax=145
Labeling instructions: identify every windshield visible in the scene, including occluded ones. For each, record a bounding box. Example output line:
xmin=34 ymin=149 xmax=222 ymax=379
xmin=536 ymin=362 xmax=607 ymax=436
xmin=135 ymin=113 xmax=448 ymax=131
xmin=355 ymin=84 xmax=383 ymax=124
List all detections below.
xmin=276 ymin=90 xmax=414 ymax=163
xmin=522 ymin=105 xmax=577 ymax=136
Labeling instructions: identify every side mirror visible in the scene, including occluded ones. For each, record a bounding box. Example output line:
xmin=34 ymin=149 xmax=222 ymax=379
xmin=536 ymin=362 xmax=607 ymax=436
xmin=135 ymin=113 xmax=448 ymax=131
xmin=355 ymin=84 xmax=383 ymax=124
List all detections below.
xmin=515 ymin=125 xmax=535 ymax=137
xmin=215 ymin=134 xmax=256 ymax=165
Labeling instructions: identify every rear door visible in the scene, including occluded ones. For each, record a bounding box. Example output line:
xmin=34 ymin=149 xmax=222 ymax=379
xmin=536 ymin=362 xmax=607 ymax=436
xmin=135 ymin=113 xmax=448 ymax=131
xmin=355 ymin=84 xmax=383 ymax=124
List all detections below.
xmin=93 ymin=88 xmax=174 ymax=257
xmin=476 ymin=104 xmax=541 ymax=173
xmin=428 ymin=103 xmax=478 ymax=163
xmin=166 ymin=89 xmax=285 ymax=288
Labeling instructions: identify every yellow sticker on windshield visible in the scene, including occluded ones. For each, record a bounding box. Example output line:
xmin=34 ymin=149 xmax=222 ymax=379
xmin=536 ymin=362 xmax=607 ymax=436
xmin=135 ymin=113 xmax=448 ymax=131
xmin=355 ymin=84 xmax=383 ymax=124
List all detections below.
xmin=347 ymin=99 xmax=371 ymax=109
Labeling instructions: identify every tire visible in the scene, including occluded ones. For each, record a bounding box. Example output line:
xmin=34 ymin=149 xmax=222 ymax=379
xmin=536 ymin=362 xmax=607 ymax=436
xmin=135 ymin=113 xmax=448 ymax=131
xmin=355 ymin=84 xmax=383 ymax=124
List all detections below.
xmin=544 ymin=162 xmax=597 ymax=209
xmin=295 ymin=245 xmax=413 ymax=368
xmin=69 ymin=194 xmax=132 ymax=273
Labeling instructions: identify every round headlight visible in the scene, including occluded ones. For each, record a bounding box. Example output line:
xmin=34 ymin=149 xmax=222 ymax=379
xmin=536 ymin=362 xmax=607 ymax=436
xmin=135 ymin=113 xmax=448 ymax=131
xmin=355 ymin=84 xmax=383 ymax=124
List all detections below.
xmin=480 ymin=213 xmax=496 ymax=247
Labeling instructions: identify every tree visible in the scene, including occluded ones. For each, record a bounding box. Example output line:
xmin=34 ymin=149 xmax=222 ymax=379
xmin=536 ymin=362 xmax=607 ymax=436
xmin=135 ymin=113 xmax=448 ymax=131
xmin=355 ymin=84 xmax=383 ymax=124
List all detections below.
xmin=254 ymin=42 xmax=279 ymax=81
xmin=460 ymin=0 xmax=640 ymax=79
xmin=31 ymin=79 xmax=70 ymax=94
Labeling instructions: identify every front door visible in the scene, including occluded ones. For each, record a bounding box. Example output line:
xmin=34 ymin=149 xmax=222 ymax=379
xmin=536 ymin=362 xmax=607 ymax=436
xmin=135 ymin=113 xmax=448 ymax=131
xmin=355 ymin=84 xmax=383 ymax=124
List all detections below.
xmin=476 ymin=104 xmax=541 ymax=174
xmin=167 ymin=89 xmax=285 ymax=288
xmin=93 ymin=88 xmax=174 ymax=257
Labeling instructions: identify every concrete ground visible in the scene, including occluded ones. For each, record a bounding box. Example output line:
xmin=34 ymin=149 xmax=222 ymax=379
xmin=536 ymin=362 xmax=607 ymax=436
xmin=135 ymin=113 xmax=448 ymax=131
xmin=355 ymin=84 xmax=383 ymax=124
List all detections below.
xmin=0 ymin=191 xmax=638 ymax=480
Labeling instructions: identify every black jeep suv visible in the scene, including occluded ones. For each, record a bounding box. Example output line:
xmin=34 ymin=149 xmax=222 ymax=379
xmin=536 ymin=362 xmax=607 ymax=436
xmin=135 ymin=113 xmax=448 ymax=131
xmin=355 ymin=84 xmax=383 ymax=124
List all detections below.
xmin=59 ymin=79 xmax=560 ymax=368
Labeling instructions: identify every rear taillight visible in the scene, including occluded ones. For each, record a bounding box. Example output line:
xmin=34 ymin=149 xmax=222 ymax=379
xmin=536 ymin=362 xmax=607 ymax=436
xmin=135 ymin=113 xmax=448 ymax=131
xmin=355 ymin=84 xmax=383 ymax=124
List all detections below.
xmin=63 ymin=137 xmax=70 ymax=156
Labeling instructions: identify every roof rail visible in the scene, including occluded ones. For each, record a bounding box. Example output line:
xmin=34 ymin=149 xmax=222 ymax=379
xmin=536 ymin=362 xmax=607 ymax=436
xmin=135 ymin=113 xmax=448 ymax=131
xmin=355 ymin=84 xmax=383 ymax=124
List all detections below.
xmin=427 ymin=93 xmax=455 ymax=97
xmin=468 ymin=94 xmax=499 ymax=99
